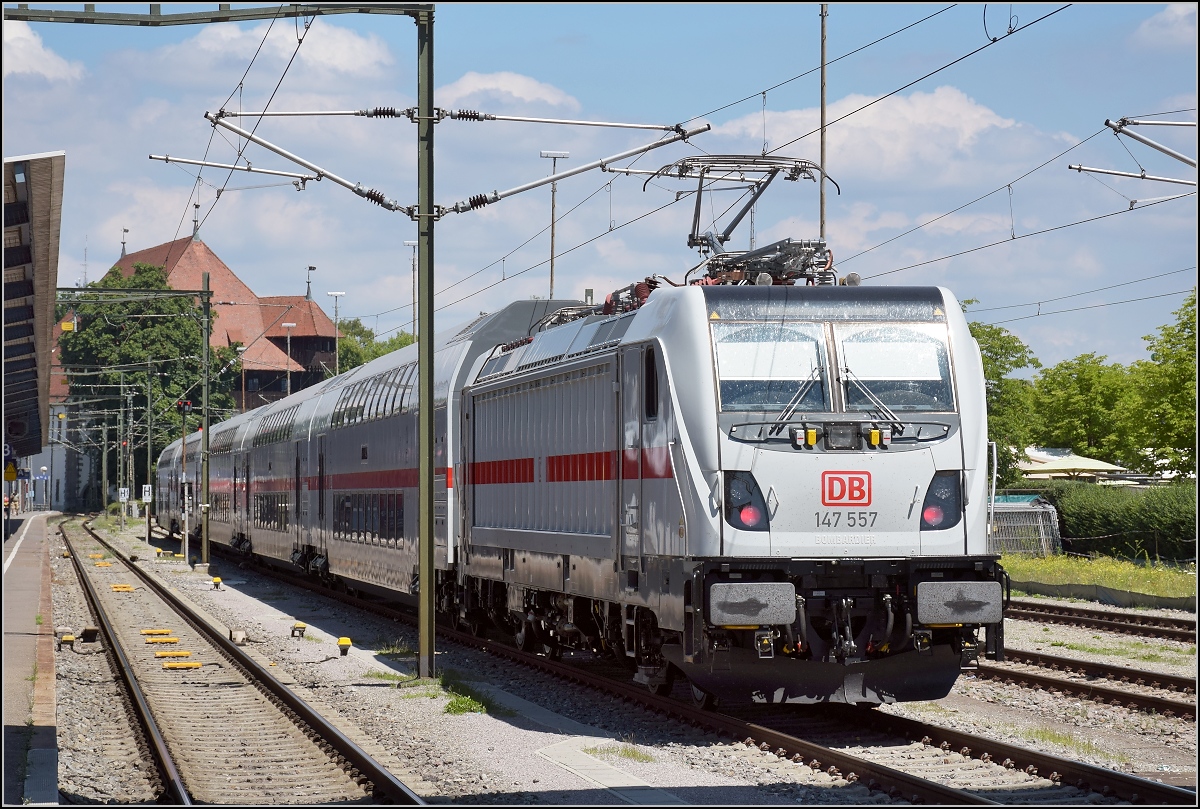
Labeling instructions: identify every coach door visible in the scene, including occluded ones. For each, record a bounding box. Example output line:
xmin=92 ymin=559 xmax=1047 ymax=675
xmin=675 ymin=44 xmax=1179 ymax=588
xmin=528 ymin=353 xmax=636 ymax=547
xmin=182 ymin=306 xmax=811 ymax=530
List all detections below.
xmin=317 ymin=434 xmax=327 ymax=552
xmin=619 ymin=346 xmax=643 ymax=584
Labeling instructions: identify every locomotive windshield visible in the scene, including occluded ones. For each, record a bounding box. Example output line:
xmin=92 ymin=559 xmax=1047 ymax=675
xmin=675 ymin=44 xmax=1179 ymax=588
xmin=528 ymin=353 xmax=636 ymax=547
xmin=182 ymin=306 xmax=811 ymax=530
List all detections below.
xmin=712 ymin=322 xmax=828 ymax=412
xmin=834 ymin=323 xmax=954 ymax=411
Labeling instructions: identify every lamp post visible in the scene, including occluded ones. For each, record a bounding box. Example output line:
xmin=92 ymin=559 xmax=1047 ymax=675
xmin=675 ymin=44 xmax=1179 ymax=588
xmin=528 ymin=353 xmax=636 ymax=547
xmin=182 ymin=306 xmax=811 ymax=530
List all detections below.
xmin=540 ymin=151 xmax=569 ymax=299
xmin=326 ymin=292 xmax=344 ymax=375
xmin=40 ymin=466 xmax=47 ymax=509
xmin=282 ymin=322 xmax=297 ymax=396
xmin=403 ymin=240 xmax=417 ymax=339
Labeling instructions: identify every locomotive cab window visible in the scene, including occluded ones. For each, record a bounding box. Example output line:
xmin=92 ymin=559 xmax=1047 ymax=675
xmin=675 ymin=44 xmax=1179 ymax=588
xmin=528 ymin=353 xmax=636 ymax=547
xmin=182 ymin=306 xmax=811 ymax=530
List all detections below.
xmin=834 ymin=323 xmax=954 ymax=411
xmin=712 ymin=321 xmax=828 ymax=413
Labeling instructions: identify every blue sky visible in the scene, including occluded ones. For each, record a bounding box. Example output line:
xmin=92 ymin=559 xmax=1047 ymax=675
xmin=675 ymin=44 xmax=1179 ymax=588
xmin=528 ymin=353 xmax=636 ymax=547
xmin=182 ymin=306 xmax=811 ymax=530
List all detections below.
xmin=4 ymin=3 xmax=1196 ymax=370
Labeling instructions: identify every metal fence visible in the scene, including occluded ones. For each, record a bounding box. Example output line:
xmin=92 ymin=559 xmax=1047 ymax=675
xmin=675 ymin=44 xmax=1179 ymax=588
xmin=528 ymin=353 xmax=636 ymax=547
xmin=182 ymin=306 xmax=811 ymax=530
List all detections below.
xmin=989 ymin=501 xmax=1062 ymax=556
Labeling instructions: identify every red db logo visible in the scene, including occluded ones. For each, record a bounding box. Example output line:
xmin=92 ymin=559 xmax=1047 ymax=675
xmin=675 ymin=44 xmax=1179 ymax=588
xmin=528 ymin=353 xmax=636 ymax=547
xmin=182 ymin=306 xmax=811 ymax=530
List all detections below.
xmin=822 ymin=471 xmax=871 ymax=506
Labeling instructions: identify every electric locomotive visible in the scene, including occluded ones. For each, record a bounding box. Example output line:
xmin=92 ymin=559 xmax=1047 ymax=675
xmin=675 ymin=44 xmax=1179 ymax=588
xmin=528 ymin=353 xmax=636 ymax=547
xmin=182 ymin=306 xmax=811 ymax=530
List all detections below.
xmin=158 ymin=156 xmax=1006 ymax=706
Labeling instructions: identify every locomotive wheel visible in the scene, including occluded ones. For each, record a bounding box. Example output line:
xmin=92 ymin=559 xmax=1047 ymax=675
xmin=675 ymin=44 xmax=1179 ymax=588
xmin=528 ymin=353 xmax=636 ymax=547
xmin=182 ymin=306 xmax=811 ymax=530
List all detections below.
xmin=690 ymin=683 xmax=716 ymax=710
xmin=543 ymin=638 xmax=563 ymax=661
xmin=514 ymin=620 xmax=536 ymax=652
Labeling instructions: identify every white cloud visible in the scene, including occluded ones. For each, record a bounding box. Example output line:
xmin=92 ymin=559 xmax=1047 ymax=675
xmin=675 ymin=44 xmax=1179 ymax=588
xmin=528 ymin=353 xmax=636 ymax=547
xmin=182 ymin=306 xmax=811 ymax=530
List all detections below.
xmin=2 ymin=20 xmax=84 ymax=81
xmin=1132 ymin=4 xmax=1197 ymax=50
xmin=438 ymin=71 xmax=580 ymax=111
xmin=189 ymin=18 xmax=392 ymax=77
xmin=714 ymin=86 xmax=1015 ymax=186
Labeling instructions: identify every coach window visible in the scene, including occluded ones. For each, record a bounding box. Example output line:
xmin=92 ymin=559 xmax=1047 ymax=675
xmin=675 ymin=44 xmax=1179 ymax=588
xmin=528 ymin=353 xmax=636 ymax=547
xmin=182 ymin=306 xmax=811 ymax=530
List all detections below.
xmin=644 ymin=347 xmax=659 ymax=420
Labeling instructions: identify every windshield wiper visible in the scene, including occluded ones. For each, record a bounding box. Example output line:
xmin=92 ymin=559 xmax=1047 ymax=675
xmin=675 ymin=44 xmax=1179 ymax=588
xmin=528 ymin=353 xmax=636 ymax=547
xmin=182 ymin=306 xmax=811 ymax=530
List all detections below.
xmin=840 ymin=366 xmax=905 ymax=435
xmin=770 ymin=365 xmax=823 ymax=436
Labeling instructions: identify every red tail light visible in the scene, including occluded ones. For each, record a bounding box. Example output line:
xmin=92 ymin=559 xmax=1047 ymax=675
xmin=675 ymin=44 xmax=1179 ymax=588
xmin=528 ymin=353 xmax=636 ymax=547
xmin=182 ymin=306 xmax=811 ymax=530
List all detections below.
xmin=922 ymin=505 xmax=944 ymax=527
xmin=739 ymin=504 xmax=763 ymax=527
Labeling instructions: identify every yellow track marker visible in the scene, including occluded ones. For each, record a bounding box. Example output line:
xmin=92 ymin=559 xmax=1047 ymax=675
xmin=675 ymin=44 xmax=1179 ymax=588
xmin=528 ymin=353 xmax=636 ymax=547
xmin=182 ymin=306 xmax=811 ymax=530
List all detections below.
xmin=162 ymin=662 xmax=202 ymax=670
xmin=88 ymin=554 xmax=103 ymax=559
xmin=145 ymin=637 xmax=180 ymax=644
xmin=140 ymin=629 xmax=172 ymax=635
xmin=154 ymin=651 xmax=193 ymax=658
xmin=111 ymin=584 xmax=135 ymax=592
xmin=94 ymin=562 xmax=113 ymax=567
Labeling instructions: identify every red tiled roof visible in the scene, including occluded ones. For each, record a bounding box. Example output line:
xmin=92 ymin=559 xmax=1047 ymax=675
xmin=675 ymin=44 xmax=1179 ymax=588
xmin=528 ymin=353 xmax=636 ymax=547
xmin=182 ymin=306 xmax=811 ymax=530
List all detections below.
xmin=259 ymin=296 xmax=340 ymax=338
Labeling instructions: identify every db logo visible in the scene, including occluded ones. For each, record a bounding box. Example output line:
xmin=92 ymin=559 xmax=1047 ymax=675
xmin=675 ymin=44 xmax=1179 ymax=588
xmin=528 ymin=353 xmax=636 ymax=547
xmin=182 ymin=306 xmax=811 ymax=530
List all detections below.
xmin=821 ymin=471 xmax=871 ymax=506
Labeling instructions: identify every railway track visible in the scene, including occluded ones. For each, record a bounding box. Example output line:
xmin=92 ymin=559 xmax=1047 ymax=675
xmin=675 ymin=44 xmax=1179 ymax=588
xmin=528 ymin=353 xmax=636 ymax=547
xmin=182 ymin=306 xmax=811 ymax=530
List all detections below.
xmin=1006 ymin=599 xmax=1197 ymax=643
xmin=62 ymin=520 xmax=423 ymax=805
xmin=977 ymin=650 xmax=1196 ymax=720
xmin=204 ymin=541 xmax=1194 ymax=805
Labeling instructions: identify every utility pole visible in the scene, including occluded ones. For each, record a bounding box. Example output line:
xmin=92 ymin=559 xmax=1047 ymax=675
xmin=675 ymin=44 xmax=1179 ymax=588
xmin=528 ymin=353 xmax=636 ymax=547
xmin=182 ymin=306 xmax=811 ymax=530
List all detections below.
xmin=820 ymin=3 xmax=828 ymax=240
xmin=201 ymin=271 xmax=211 ymax=566
xmin=415 ymin=6 xmax=436 ymax=680
xmin=118 ymin=372 xmax=125 ymax=530
xmin=146 ymin=361 xmax=153 ymax=545
xmin=283 ymin=322 xmax=297 ymax=396
xmin=326 ymin=291 xmax=344 ymax=375
xmin=101 ymin=421 xmax=108 ymax=510
xmin=540 ymin=151 xmax=569 ymax=299
xmin=180 ymin=402 xmax=188 ymax=564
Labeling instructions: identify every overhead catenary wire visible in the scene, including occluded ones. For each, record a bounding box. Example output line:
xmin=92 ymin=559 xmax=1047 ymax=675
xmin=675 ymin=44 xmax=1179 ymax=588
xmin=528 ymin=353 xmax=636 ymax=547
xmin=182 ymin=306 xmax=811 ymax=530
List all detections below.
xmin=159 ymin=6 xmax=286 ymax=273
xmin=764 ymin=4 xmax=1072 ymax=157
xmin=966 ymin=267 xmax=1196 ymax=313
xmin=864 ymin=192 xmax=1195 ymax=279
xmin=986 ymin=289 xmax=1194 ymax=325
xmin=395 ymin=4 xmax=1066 ymax=326
xmin=353 ymin=6 xmax=964 ymax=328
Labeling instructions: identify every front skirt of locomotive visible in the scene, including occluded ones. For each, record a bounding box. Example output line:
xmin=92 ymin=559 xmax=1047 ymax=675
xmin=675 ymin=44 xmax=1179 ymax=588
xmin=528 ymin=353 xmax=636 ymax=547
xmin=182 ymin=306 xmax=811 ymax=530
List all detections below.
xmin=661 ymin=644 xmax=963 ymax=705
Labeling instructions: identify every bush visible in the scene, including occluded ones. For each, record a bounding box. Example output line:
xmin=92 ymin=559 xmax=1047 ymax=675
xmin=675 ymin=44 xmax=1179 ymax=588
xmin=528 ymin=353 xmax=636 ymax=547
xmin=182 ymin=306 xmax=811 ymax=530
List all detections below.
xmin=1009 ymin=481 xmax=1196 ymax=561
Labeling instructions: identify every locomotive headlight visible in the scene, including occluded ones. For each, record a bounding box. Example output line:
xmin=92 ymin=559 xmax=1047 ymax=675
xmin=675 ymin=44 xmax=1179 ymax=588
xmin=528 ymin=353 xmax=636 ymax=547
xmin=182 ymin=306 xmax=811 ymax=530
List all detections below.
xmin=920 ymin=471 xmax=962 ymax=530
xmin=725 ymin=472 xmax=769 ymax=532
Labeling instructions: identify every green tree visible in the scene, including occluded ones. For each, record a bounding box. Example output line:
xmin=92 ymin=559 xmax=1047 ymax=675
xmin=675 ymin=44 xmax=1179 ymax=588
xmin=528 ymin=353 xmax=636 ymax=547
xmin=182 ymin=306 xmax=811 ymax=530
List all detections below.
xmin=1030 ymin=353 xmax=1138 ymax=468
xmin=963 ymin=301 xmax=1041 ymax=486
xmin=335 ymin=317 xmax=414 ymax=373
xmin=1130 ymin=290 xmax=1196 ymax=477
xmin=58 ymin=263 xmax=238 ymax=497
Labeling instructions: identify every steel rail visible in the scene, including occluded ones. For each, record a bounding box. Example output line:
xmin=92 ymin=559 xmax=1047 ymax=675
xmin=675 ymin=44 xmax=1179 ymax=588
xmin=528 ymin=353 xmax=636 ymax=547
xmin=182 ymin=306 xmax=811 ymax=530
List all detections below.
xmin=973 ymin=662 xmax=1196 ymax=720
xmin=829 ymin=706 xmax=1197 ymax=805
xmin=1000 ymin=649 xmax=1196 ymax=694
xmin=60 ymin=524 xmax=192 ymax=805
xmin=1006 ymin=600 xmax=1196 ymax=643
xmin=82 ymin=521 xmax=425 ymax=805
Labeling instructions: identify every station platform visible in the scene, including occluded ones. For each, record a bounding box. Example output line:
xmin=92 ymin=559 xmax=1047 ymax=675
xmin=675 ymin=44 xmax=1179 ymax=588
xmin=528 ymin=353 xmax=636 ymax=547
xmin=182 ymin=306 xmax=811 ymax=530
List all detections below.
xmin=3 ymin=511 xmax=59 ymax=806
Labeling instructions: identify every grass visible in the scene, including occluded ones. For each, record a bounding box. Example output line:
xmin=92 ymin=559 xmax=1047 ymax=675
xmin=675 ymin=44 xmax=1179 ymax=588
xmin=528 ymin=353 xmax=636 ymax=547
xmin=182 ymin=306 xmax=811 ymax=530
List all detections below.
xmin=438 ymin=669 xmax=513 ymax=716
xmin=375 ymin=638 xmax=415 ymax=658
xmin=1001 ymin=554 xmax=1197 ymax=599
xmin=34 ymin=614 xmax=42 ymax=626
xmin=1048 ymin=639 xmax=1196 ymax=662
xmin=362 ymin=669 xmax=416 ymax=684
xmin=583 ymin=737 xmax=656 ymax=764
xmin=1020 ymin=727 xmax=1127 ymax=763
xmin=301 ymin=634 xmax=323 ymax=643
xmin=25 ymin=662 xmax=37 ymax=683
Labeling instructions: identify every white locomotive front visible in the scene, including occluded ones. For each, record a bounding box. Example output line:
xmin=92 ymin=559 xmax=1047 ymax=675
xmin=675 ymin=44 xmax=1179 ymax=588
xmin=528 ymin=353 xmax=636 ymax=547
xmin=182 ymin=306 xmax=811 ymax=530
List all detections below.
xmin=460 ymin=282 xmax=1005 ymax=705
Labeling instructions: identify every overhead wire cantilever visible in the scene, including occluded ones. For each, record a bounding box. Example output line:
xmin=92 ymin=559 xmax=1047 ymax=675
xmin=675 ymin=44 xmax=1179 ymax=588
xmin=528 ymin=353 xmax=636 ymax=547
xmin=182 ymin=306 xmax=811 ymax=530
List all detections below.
xmin=204 ymin=111 xmax=412 ymax=216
